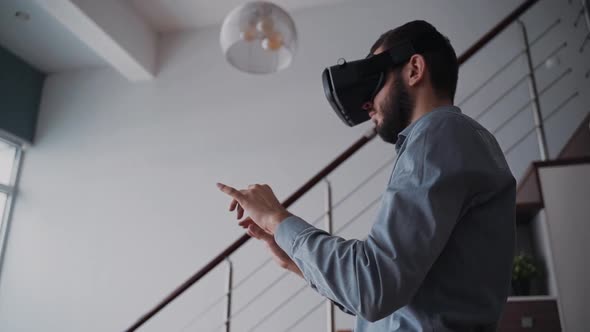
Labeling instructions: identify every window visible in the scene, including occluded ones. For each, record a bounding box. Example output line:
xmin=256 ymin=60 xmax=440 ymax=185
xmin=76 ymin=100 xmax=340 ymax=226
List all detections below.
xmin=0 ymin=136 xmax=23 ymax=271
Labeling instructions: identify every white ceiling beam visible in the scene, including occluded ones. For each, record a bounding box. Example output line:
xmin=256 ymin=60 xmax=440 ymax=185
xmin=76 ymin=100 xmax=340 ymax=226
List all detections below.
xmin=35 ymin=0 xmax=157 ymax=81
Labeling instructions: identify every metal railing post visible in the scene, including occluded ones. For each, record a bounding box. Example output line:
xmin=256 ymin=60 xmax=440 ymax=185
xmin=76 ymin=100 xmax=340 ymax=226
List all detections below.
xmin=224 ymin=258 xmax=233 ymax=332
xmin=518 ymin=20 xmax=549 ymax=160
xmin=582 ymin=0 xmax=590 ymax=51
xmin=323 ymin=179 xmax=335 ymax=332
xmin=583 ymin=0 xmax=590 ymax=27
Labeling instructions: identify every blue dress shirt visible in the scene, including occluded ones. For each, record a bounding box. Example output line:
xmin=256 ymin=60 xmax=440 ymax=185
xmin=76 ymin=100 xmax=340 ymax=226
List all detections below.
xmin=275 ymin=106 xmax=516 ymax=331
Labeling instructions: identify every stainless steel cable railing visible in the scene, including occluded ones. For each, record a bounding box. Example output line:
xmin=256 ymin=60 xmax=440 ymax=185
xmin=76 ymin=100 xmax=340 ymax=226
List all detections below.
xmin=491 ymin=67 xmax=572 ymax=135
xmin=469 ymin=41 xmax=568 ymax=122
xmin=458 ymin=18 xmax=562 ymax=108
xmin=126 ymin=1 xmax=573 ymax=331
xmin=503 ymin=90 xmax=580 ymax=155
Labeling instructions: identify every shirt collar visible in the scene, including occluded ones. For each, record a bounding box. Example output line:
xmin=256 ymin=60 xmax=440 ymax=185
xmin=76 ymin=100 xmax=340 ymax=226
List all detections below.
xmin=395 ymin=105 xmax=461 ymax=151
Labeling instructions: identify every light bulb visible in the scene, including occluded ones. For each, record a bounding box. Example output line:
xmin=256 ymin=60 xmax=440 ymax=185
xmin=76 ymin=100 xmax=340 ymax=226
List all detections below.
xmin=262 ymin=31 xmax=283 ymax=51
xmin=240 ymin=25 xmax=258 ymax=42
xmin=256 ymin=16 xmax=274 ymax=35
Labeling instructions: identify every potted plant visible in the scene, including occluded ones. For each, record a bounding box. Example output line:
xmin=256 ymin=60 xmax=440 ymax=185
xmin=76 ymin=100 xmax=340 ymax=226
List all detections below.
xmin=512 ymin=252 xmax=539 ymax=296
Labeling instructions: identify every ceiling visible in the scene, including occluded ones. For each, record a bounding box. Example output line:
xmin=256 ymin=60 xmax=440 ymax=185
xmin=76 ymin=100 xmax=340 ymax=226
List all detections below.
xmin=127 ymin=0 xmax=351 ymax=32
xmin=0 ymin=0 xmax=350 ymax=75
xmin=0 ymin=0 xmax=107 ymax=73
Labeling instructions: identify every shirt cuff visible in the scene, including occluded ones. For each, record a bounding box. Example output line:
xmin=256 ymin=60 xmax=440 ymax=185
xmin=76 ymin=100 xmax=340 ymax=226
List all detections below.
xmin=274 ymin=215 xmax=313 ymax=257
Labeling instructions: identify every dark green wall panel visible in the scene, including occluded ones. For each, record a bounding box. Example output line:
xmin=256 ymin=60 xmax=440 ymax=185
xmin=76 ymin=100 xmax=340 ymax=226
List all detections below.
xmin=0 ymin=46 xmax=45 ymax=143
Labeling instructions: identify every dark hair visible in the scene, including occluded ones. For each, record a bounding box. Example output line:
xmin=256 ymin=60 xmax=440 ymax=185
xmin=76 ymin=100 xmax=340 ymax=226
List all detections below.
xmin=370 ymin=20 xmax=458 ymax=101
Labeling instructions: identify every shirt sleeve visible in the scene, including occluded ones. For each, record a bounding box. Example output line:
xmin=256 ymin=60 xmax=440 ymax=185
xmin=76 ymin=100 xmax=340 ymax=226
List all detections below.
xmin=274 ymin=115 xmax=495 ymax=322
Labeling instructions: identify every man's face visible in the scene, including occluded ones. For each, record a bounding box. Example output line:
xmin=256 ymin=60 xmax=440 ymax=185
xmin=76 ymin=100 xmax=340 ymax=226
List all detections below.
xmin=366 ymin=47 xmax=415 ymax=144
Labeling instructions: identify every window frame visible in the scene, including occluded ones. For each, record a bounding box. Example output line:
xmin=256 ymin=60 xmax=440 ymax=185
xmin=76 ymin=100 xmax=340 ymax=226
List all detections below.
xmin=0 ymin=134 xmax=24 ymax=276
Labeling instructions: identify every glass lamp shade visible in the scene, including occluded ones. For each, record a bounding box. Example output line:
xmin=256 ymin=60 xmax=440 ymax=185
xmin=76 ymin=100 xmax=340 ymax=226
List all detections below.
xmin=220 ymin=2 xmax=297 ymax=74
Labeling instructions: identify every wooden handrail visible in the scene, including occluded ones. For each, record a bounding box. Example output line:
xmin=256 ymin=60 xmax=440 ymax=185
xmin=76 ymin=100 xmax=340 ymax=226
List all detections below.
xmin=124 ymin=1 xmax=539 ymax=330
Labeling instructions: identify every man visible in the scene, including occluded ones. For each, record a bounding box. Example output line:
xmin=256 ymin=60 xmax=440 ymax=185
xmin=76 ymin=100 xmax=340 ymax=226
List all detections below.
xmin=218 ymin=20 xmax=516 ymax=332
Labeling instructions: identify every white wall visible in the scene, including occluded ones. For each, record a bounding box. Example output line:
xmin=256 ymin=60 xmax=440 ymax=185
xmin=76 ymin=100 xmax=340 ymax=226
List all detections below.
xmin=0 ymin=0 xmax=588 ymax=331
xmin=539 ymin=163 xmax=590 ymax=332
xmin=531 ymin=209 xmax=560 ymax=297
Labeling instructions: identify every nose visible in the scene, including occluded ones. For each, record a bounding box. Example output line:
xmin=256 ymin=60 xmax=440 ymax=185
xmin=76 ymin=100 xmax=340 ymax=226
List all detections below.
xmin=362 ymin=101 xmax=373 ymax=111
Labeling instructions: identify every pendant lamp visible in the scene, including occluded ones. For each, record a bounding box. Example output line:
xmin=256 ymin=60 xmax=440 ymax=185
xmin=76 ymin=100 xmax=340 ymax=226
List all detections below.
xmin=220 ymin=2 xmax=297 ymax=74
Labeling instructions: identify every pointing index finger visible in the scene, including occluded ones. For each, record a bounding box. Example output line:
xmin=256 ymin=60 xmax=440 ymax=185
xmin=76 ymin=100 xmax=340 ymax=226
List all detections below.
xmin=217 ymin=183 xmax=245 ymax=201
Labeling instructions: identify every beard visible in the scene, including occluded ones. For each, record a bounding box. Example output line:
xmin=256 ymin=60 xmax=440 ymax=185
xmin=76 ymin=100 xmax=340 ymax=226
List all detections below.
xmin=375 ymin=74 xmax=414 ymax=144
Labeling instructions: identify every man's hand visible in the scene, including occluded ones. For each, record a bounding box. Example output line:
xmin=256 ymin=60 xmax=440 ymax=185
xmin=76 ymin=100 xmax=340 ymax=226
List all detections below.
xmin=216 ymin=183 xmax=291 ymax=234
xmin=246 ymin=222 xmax=303 ymax=278
xmin=217 ymin=182 xmax=302 ymax=277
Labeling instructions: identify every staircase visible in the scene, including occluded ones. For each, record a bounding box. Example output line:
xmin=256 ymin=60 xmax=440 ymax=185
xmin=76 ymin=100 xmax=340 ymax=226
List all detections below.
xmin=123 ymin=0 xmax=590 ymax=331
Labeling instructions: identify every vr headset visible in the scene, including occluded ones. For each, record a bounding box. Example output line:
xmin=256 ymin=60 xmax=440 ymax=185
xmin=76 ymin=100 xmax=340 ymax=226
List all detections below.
xmin=322 ymin=37 xmax=447 ymax=126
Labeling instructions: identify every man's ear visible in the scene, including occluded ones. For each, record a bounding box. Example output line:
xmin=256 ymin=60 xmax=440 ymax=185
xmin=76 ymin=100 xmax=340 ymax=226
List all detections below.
xmin=407 ymin=54 xmax=426 ymax=87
